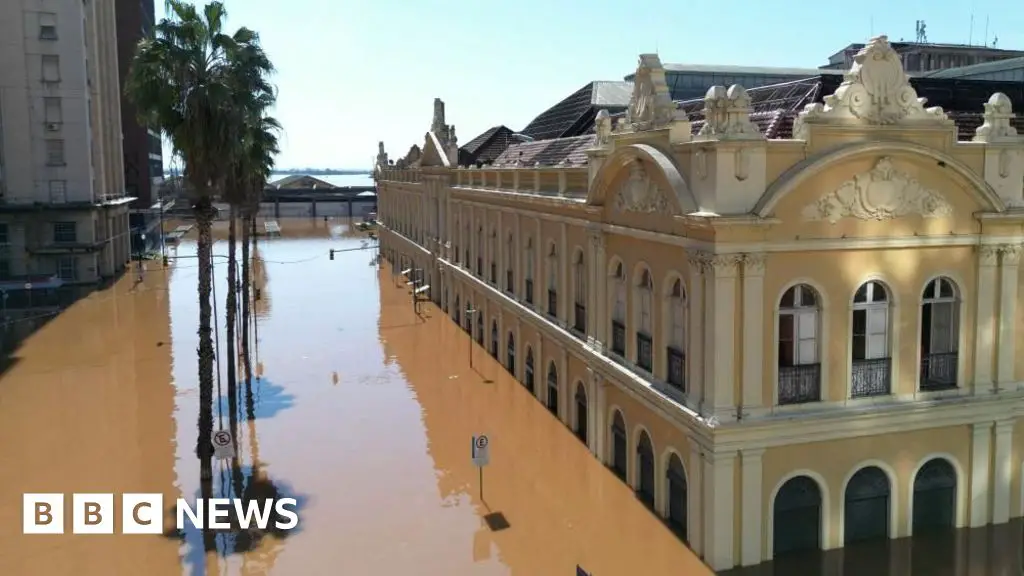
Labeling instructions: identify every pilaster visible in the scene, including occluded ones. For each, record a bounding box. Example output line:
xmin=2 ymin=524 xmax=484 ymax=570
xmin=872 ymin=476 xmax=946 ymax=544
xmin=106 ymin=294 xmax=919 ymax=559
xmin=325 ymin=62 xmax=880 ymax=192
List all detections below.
xmin=687 ymin=443 xmax=704 ymax=557
xmin=588 ymin=368 xmax=602 ymax=456
xmin=559 ymin=348 xmax=569 ymax=424
xmin=997 ymin=245 xmax=1020 ymax=387
xmin=993 ymin=420 xmax=1013 ymax=524
xmin=496 ymin=211 xmax=503 ymax=285
xmin=534 ymin=218 xmax=542 ymax=305
xmin=514 ymin=322 xmax=522 ymax=381
xmin=740 ymin=448 xmax=765 ymax=566
xmin=560 ymin=222 xmax=569 ymax=324
xmin=687 ymin=252 xmax=706 ymax=408
xmin=594 ymin=233 xmax=607 ymax=349
xmin=973 ymin=246 xmax=999 ymax=394
xmin=703 ymin=450 xmax=736 ymax=571
xmin=704 ymin=254 xmax=740 ymax=421
xmin=586 ymin=229 xmax=600 ymax=345
xmin=741 ymin=254 xmax=765 ymax=414
xmin=535 ymin=333 xmax=545 ymax=403
xmin=969 ymin=421 xmax=993 ymax=526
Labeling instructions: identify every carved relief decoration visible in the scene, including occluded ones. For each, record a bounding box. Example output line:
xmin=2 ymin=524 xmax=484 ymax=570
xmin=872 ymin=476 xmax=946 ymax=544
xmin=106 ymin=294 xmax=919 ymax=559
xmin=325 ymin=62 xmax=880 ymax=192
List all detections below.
xmin=792 ymin=36 xmax=949 ymax=138
xmin=734 ymin=149 xmax=749 ymax=181
xmin=613 ymin=162 xmax=677 ymax=215
xmin=974 ymin=92 xmax=1018 ymax=143
xmin=694 ymin=149 xmax=708 ymax=180
xmin=802 ymin=157 xmax=952 ymax=224
xmin=696 ymin=84 xmax=763 ymax=141
xmin=623 ymin=54 xmax=676 ymax=132
xmin=594 ymin=109 xmax=612 ymax=147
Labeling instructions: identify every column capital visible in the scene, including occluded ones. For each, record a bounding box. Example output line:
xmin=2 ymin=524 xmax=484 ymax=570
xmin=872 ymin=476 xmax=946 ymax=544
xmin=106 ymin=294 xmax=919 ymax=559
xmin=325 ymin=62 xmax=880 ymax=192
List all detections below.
xmin=978 ymin=244 xmax=1001 ymax=267
xmin=1000 ymin=244 xmax=1023 ymax=266
xmin=995 ymin=419 xmax=1014 ymax=435
xmin=708 ymin=254 xmax=743 ymax=278
xmin=972 ymin=421 xmax=995 ymax=436
xmin=743 ymin=253 xmax=766 ymax=276
xmin=740 ymin=447 xmax=766 ymax=460
xmin=705 ymin=449 xmax=738 ymax=465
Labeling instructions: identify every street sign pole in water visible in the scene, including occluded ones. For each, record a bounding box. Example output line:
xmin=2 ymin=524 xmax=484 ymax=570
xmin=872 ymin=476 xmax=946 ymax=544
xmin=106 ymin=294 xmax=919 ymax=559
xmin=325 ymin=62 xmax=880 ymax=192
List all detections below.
xmin=471 ymin=434 xmax=490 ymax=501
xmin=212 ymin=429 xmax=235 ymax=460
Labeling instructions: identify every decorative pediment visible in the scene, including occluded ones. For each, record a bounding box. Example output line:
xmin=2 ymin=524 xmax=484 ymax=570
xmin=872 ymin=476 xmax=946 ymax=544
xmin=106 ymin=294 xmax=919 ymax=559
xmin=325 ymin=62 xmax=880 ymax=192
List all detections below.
xmin=802 ymin=157 xmax=952 ymax=223
xmin=613 ymin=162 xmax=677 ymax=215
xmin=622 ymin=54 xmax=677 ymax=132
xmin=793 ymin=36 xmax=950 ymax=138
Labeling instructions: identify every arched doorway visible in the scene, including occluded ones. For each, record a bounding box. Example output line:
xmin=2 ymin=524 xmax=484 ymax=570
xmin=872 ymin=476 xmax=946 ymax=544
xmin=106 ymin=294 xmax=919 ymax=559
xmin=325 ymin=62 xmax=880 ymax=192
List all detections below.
xmin=454 ymin=295 xmax=461 ymax=324
xmin=773 ymin=475 xmax=822 ymax=556
xmin=610 ymin=411 xmax=627 ymax=481
xmin=666 ymin=453 xmax=687 ymax=542
xmin=490 ymin=320 xmax=498 ymax=358
xmin=912 ymin=458 xmax=957 ymax=534
xmin=844 ymin=466 xmax=891 ymax=543
xmin=506 ymin=332 xmax=515 ymax=376
xmin=574 ymin=383 xmax=587 ymax=444
xmin=636 ymin=430 xmax=655 ymax=508
xmin=524 ymin=348 xmax=535 ymax=394
xmin=546 ymin=362 xmax=558 ymax=416
xmin=475 ymin=311 xmax=483 ymax=345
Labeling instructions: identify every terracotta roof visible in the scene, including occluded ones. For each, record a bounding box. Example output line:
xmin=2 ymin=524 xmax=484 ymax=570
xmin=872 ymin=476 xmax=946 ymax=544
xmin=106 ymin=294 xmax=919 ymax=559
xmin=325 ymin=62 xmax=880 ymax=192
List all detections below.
xmin=491 ymin=134 xmax=596 ymax=167
xmin=459 ymin=126 xmax=515 ymax=166
xmin=521 ymin=82 xmax=629 ymax=141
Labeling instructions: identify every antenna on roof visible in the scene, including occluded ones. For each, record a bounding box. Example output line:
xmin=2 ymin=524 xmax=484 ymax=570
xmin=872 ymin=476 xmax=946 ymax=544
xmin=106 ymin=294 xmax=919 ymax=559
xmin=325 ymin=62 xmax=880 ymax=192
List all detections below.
xmin=969 ymin=13 xmax=974 ymax=45
xmin=984 ymin=16 xmax=990 ymax=47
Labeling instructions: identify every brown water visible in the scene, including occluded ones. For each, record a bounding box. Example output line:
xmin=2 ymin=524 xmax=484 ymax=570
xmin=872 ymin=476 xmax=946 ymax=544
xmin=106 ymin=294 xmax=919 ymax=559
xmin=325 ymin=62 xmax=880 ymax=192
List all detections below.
xmin=0 ymin=218 xmax=710 ymax=575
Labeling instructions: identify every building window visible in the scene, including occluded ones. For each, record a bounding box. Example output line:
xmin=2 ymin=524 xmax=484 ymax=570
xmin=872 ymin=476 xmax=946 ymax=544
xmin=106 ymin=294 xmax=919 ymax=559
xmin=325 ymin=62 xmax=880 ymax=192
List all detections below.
xmin=476 ymin=226 xmax=483 ymax=277
xmin=546 ymin=243 xmax=557 ymax=318
xmin=0 ymin=223 xmax=8 ymax=245
xmin=524 ymin=237 xmax=534 ymax=305
xmin=39 ymin=13 xmax=58 ymax=40
xmin=53 ymin=221 xmax=76 ymax=243
xmin=611 ymin=262 xmax=626 ymax=356
xmin=505 ymin=232 xmax=514 ymax=293
xmin=49 ymin=180 xmax=66 ymax=203
xmin=573 ymin=250 xmax=586 ymax=334
xmin=0 ymin=259 xmax=10 ymax=280
xmin=489 ymin=229 xmax=496 ymax=285
xmin=920 ymin=277 xmax=960 ymax=391
xmin=57 ymin=256 xmax=77 ymax=280
xmin=636 ymin=269 xmax=653 ymax=372
xmin=666 ymin=279 xmax=686 ymax=391
xmin=45 ymin=139 xmax=64 ymax=165
xmin=778 ymin=284 xmax=821 ymax=404
xmin=44 ymin=97 xmax=62 ymax=125
xmin=41 ymin=55 xmax=60 ymax=83
xmin=852 ymin=280 xmax=892 ymax=397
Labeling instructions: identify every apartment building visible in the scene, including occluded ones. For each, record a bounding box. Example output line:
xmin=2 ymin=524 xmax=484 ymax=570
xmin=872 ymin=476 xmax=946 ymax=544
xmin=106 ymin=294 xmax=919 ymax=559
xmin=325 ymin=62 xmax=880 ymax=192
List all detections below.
xmin=376 ymin=36 xmax=1024 ymax=571
xmin=0 ymin=0 xmax=132 ymax=296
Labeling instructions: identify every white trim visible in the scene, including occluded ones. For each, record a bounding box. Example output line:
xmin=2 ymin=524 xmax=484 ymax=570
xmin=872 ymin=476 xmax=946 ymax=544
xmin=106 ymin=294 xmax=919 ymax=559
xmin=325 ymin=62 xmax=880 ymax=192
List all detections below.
xmin=631 ymin=423 xmax=656 ymax=492
xmin=837 ymin=459 xmax=900 ymax=544
xmin=905 ymin=453 xmax=966 ymax=536
xmin=772 ymin=278 xmax=830 ymax=407
xmin=767 ymin=469 xmax=832 ymax=557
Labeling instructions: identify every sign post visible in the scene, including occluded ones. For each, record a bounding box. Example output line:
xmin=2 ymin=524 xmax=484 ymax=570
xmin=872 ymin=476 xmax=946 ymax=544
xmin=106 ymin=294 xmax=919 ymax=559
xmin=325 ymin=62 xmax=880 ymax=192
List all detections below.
xmin=471 ymin=434 xmax=490 ymax=500
xmin=212 ymin=429 xmax=235 ymax=460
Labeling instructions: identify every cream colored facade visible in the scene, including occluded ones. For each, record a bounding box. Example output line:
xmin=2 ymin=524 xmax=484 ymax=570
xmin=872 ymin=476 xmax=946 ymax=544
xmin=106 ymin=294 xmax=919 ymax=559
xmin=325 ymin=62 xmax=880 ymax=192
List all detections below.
xmin=0 ymin=0 xmax=131 ymax=286
xmin=375 ymin=37 xmax=1024 ymax=571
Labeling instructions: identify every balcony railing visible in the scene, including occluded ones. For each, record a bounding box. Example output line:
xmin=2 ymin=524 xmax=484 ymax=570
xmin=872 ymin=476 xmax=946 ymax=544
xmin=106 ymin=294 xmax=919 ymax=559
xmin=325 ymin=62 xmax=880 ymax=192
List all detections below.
xmin=611 ymin=320 xmax=626 ymax=356
xmin=636 ymin=332 xmax=653 ymax=372
xmin=525 ymin=278 xmax=534 ymax=305
xmin=920 ymin=352 xmax=958 ymax=391
xmin=778 ymin=363 xmax=821 ymax=405
xmin=547 ymin=289 xmax=557 ymax=318
xmin=851 ymin=357 xmax=892 ymax=398
xmin=573 ymin=303 xmax=586 ymax=334
xmin=506 ymin=269 xmax=513 ymax=293
xmin=666 ymin=347 xmax=685 ymax=391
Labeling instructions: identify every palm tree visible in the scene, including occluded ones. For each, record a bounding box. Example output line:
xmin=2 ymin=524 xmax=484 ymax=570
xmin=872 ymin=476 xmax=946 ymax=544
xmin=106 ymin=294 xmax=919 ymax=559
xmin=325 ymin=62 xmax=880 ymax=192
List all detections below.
xmin=125 ymin=0 xmax=274 ymax=551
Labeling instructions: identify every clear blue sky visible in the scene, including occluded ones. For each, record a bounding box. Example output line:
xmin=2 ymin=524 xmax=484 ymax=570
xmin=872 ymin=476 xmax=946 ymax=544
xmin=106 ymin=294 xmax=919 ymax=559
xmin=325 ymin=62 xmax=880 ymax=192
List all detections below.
xmin=157 ymin=0 xmax=1024 ymax=171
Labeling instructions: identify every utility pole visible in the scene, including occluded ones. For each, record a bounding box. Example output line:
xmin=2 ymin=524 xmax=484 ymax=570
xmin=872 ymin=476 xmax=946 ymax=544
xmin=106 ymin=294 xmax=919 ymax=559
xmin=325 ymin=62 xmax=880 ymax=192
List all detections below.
xmin=466 ymin=307 xmax=478 ymax=369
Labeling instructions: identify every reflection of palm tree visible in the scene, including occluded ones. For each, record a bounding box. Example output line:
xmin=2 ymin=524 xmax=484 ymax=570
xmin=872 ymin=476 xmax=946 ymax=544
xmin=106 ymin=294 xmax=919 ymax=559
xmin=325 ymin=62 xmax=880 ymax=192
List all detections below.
xmin=251 ymin=245 xmax=271 ymax=318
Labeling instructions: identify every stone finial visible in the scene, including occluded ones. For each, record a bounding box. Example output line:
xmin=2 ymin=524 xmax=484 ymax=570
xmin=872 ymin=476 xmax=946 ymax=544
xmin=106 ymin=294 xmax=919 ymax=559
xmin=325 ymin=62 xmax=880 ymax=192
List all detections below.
xmin=974 ymin=92 xmax=1019 ymax=142
xmin=447 ymin=125 xmax=457 ymax=146
xmin=793 ymin=36 xmax=950 ymax=138
xmin=624 ymin=54 xmax=676 ymax=132
xmin=375 ymin=141 xmax=389 ymax=169
xmin=431 ymin=98 xmax=446 ymax=136
xmin=594 ymin=109 xmax=612 ymax=146
xmin=696 ymin=84 xmax=763 ymax=141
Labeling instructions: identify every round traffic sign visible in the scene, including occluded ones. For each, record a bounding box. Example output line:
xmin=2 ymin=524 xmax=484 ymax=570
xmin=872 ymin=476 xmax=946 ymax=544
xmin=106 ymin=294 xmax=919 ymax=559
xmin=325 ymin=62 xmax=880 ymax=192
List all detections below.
xmin=476 ymin=435 xmax=489 ymax=449
xmin=212 ymin=431 xmax=232 ymax=447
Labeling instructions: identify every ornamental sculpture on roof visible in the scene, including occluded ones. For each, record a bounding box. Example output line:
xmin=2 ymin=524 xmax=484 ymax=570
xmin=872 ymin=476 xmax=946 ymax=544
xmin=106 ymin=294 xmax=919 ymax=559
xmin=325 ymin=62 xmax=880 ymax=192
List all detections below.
xmin=623 ymin=54 xmax=677 ymax=132
xmin=793 ymin=36 xmax=950 ymax=138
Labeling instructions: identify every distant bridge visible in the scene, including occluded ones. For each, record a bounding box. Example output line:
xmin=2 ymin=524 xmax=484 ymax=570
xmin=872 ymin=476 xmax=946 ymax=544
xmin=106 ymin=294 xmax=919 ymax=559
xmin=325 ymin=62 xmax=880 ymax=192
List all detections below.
xmin=261 ymin=186 xmax=376 ymax=201
xmin=256 ymin=186 xmax=377 ymax=218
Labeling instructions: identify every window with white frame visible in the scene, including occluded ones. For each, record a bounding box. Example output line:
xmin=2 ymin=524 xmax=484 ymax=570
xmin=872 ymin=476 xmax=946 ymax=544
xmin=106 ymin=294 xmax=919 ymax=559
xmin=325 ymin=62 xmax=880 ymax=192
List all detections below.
xmin=666 ymin=279 xmax=686 ymax=390
xmin=41 ymin=55 xmax=60 ymax=83
xmin=57 ymin=256 xmax=76 ymax=280
xmin=573 ymin=250 xmax=586 ymax=333
xmin=777 ymin=284 xmax=821 ymax=404
xmin=611 ymin=262 xmax=626 ymax=355
xmin=45 ymin=139 xmax=65 ymax=165
xmin=44 ymin=97 xmax=62 ymax=125
xmin=505 ymin=232 xmax=514 ymax=292
xmin=524 ymin=237 xmax=534 ymax=304
xmin=39 ymin=13 xmax=58 ymax=40
xmin=476 ymin=226 xmax=483 ymax=276
xmin=53 ymin=221 xmax=76 ymax=243
xmin=49 ymin=180 xmax=66 ymax=203
xmin=851 ymin=280 xmax=891 ymax=397
xmin=920 ymin=277 xmax=960 ymax=390
xmin=488 ymin=228 xmax=497 ymax=284
xmin=636 ymin=269 xmax=653 ymax=371
xmin=546 ymin=243 xmax=558 ymax=317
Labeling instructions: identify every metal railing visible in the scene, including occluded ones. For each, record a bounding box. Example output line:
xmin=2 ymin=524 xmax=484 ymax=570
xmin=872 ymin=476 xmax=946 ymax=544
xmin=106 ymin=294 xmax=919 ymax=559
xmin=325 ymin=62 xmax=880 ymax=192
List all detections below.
xmin=666 ymin=347 xmax=685 ymax=391
xmin=611 ymin=320 xmax=626 ymax=356
xmin=851 ymin=357 xmax=892 ymax=397
xmin=920 ymin=352 xmax=958 ymax=391
xmin=778 ymin=363 xmax=821 ymax=404
xmin=636 ymin=332 xmax=653 ymax=372
xmin=573 ymin=302 xmax=586 ymax=334
xmin=547 ymin=289 xmax=557 ymax=318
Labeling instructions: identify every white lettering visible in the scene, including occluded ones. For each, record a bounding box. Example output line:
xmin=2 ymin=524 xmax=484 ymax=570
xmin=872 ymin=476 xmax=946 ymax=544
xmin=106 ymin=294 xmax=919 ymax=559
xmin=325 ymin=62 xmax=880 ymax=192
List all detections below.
xmin=274 ymin=498 xmax=299 ymax=529
xmin=232 ymin=499 xmax=273 ymax=530
xmin=207 ymin=498 xmax=231 ymax=529
xmin=176 ymin=499 xmax=203 ymax=529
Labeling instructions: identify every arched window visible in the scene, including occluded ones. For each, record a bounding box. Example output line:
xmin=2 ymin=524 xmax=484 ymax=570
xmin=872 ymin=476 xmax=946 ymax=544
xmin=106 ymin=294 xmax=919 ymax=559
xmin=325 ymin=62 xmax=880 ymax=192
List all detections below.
xmin=852 ymin=280 xmax=891 ymax=397
xmin=574 ymin=383 xmax=588 ymax=444
xmin=476 ymin=308 xmax=484 ymax=345
xmin=778 ymin=284 xmax=821 ymax=405
xmin=611 ymin=263 xmax=626 ymax=355
xmin=573 ymin=250 xmax=586 ymax=334
xmin=610 ymin=410 xmax=627 ymax=481
xmin=636 ymin=431 xmax=655 ymax=508
xmin=506 ymin=332 xmax=516 ymax=376
xmin=666 ymin=454 xmax=688 ymax=542
xmin=666 ymin=279 xmax=686 ymax=390
xmin=636 ymin=269 xmax=654 ymax=372
xmin=524 ymin=237 xmax=535 ymax=305
xmin=453 ymin=294 xmax=460 ymax=324
xmin=454 ymin=216 xmax=461 ymax=264
xmin=546 ymin=243 xmax=558 ymax=318
xmin=475 ymin=226 xmax=484 ymax=277
xmin=524 ymin=347 xmax=535 ymax=393
xmin=546 ymin=362 xmax=558 ymax=416
xmin=463 ymin=223 xmax=470 ymax=268
xmin=488 ymin=229 xmax=497 ymax=284
xmin=920 ymin=277 xmax=959 ymax=391
xmin=490 ymin=320 xmax=499 ymax=358
xmin=505 ymin=233 xmax=514 ymax=293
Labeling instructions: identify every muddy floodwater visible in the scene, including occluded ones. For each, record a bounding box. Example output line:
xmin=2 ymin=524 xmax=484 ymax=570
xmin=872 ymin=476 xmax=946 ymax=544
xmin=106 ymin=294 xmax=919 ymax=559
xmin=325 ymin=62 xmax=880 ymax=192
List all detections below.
xmin=0 ymin=219 xmax=709 ymax=575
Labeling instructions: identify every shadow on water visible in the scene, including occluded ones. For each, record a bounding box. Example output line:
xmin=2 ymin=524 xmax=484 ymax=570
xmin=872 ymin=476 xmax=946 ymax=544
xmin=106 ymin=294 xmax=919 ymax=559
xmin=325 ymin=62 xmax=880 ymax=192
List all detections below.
xmin=216 ymin=376 xmax=296 ymax=420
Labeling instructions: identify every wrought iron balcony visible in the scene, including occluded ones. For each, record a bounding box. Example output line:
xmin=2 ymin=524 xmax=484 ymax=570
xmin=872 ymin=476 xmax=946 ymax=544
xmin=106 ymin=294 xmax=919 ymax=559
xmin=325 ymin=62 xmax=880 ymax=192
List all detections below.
xmin=525 ymin=278 xmax=533 ymax=304
xmin=636 ymin=332 xmax=653 ymax=372
xmin=666 ymin=347 xmax=685 ymax=391
xmin=851 ymin=357 xmax=892 ymax=398
xmin=547 ymin=289 xmax=557 ymax=318
xmin=611 ymin=320 xmax=626 ymax=356
xmin=920 ymin=352 xmax=958 ymax=391
xmin=778 ymin=363 xmax=821 ymax=405
xmin=573 ymin=302 xmax=586 ymax=334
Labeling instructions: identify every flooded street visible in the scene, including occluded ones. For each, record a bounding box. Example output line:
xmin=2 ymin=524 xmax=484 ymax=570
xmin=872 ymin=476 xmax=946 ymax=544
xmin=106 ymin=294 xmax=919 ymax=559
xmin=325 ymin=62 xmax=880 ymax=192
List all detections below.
xmin=0 ymin=219 xmax=707 ymax=575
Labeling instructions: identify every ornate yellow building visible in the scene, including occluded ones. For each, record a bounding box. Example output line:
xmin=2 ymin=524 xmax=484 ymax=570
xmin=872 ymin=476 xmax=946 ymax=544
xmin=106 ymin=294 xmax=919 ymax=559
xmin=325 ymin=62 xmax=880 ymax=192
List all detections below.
xmin=374 ymin=36 xmax=1024 ymax=571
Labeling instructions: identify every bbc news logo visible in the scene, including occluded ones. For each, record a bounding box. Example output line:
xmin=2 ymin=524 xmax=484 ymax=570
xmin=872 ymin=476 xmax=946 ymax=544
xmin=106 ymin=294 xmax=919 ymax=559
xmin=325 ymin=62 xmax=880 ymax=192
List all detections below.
xmin=23 ymin=494 xmax=299 ymax=534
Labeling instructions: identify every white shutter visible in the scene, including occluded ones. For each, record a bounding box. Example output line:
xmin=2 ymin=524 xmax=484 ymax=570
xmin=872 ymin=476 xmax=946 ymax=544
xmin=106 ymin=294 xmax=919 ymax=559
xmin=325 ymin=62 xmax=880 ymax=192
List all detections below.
xmin=796 ymin=311 xmax=817 ymax=364
xmin=865 ymin=307 xmax=888 ymax=359
xmin=930 ymin=302 xmax=953 ymax=353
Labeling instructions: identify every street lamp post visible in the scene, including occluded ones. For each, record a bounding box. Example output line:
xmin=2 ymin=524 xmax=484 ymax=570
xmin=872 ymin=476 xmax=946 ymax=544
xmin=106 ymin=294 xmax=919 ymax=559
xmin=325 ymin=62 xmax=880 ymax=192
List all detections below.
xmin=466 ymin=307 xmax=478 ymax=369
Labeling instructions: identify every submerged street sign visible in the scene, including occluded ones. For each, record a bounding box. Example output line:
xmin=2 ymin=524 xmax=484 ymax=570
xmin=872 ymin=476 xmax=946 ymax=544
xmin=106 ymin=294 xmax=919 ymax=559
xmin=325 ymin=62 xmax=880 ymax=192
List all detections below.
xmin=212 ymin=430 xmax=235 ymax=460
xmin=471 ymin=434 xmax=490 ymax=467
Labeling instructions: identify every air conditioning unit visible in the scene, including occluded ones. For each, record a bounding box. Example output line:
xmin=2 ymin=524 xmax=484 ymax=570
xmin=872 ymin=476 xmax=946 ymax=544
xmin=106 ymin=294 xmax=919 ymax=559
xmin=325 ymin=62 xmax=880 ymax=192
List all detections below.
xmin=46 ymin=123 xmax=60 ymax=132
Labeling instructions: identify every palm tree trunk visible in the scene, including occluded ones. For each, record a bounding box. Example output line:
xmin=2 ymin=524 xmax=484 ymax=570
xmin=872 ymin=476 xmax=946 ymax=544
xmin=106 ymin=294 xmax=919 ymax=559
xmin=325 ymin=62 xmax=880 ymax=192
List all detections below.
xmin=194 ymin=196 xmax=216 ymax=553
xmin=226 ymin=205 xmax=238 ymax=414
xmin=240 ymin=207 xmax=252 ymax=382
